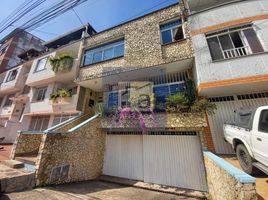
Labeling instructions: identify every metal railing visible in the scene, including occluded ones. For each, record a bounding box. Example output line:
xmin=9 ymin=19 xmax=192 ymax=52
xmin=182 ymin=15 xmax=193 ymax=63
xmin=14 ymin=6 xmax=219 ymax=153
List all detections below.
xmin=222 ymin=46 xmax=249 ymax=59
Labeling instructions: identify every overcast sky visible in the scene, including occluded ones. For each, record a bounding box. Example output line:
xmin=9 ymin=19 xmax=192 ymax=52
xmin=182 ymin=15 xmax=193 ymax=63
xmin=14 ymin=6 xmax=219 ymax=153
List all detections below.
xmin=0 ymin=0 xmax=178 ymax=41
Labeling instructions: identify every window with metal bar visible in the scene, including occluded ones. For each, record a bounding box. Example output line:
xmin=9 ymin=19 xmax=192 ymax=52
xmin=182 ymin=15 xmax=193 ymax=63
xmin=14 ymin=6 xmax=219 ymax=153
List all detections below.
xmin=206 ymin=25 xmax=264 ymax=61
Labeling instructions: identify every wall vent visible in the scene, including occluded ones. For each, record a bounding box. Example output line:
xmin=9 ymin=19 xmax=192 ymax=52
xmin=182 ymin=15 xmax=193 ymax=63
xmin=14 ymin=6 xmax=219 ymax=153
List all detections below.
xmin=237 ymin=92 xmax=268 ymax=100
xmin=50 ymin=164 xmax=70 ymax=183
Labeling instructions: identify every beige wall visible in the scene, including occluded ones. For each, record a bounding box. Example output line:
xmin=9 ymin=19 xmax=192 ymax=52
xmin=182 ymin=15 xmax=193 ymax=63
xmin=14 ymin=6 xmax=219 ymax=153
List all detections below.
xmin=78 ymin=4 xmax=193 ymax=82
xmin=35 ymin=118 xmax=105 ymax=186
xmin=204 ymin=152 xmax=257 ymax=200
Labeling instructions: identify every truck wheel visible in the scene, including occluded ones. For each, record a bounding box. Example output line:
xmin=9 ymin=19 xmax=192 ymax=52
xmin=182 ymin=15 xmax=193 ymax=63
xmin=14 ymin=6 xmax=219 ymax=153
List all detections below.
xmin=236 ymin=144 xmax=259 ymax=175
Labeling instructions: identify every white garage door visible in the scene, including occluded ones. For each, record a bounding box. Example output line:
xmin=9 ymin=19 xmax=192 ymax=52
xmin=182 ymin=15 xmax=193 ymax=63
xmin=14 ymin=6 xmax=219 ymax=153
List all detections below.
xmin=208 ymin=93 xmax=268 ymax=154
xmin=103 ymin=131 xmax=207 ymax=191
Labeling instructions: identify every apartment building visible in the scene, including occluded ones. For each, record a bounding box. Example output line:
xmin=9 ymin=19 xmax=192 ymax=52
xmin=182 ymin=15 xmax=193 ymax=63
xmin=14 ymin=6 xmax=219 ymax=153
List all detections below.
xmin=0 ymin=24 xmax=96 ymax=143
xmin=186 ymin=0 xmax=268 ymax=154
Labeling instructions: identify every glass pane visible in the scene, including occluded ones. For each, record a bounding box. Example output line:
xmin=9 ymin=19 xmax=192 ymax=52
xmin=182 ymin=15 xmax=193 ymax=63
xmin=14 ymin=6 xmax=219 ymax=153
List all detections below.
xmin=34 ymin=118 xmax=42 ymax=131
xmin=108 ymin=92 xmax=118 ymax=108
xmin=114 ymin=44 xmax=124 ymax=57
xmin=173 ymin=27 xmax=184 ymax=41
xmin=29 ymin=118 xmax=37 ymax=131
xmin=41 ymin=118 xmax=49 ymax=131
xmin=207 ymin=37 xmax=224 ymax=60
xmin=121 ymin=90 xmax=129 ymax=107
xmin=92 ymin=51 xmax=102 ymax=63
xmin=219 ymin=34 xmax=234 ymax=50
xmin=35 ymin=58 xmax=47 ymax=72
xmin=83 ymin=52 xmax=93 ymax=65
xmin=259 ymin=110 xmax=268 ymax=133
xmin=161 ymin=30 xmax=172 ymax=44
xmin=160 ymin=20 xmax=181 ymax=30
xmin=103 ymin=48 xmax=114 ymax=60
xmin=169 ymin=84 xmax=179 ymax=95
xmin=230 ymin=32 xmax=244 ymax=48
xmin=243 ymin=28 xmax=264 ymax=53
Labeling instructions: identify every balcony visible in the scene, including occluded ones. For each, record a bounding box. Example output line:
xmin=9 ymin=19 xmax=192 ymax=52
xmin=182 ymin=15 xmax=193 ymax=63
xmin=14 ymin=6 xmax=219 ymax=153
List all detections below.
xmin=0 ymin=65 xmax=26 ymax=95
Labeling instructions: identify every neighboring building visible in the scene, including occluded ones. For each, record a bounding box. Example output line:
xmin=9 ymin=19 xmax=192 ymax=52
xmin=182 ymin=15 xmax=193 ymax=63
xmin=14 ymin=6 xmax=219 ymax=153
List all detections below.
xmin=0 ymin=24 xmax=96 ymax=143
xmin=0 ymin=28 xmax=44 ymax=74
xmin=186 ymin=0 xmax=268 ymax=154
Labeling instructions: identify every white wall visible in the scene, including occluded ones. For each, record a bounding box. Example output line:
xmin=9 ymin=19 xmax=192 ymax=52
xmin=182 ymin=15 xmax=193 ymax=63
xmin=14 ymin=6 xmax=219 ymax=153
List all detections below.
xmin=189 ymin=0 xmax=268 ymax=86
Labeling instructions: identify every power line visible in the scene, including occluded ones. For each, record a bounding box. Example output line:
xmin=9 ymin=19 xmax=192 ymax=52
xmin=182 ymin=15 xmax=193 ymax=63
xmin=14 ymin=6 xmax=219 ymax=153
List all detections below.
xmin=72 ymin=8 xmax=84 ymax=26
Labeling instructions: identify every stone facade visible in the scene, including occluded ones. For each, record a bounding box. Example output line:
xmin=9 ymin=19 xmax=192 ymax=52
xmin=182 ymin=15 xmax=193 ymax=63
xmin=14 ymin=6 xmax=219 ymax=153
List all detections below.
xmin=204 ymin=152 xmax=257 ymax=200
xmin=11 ymin=133 xmax=43 ymax=158
xmin=35 ymin=118 xmax=105 ymax=186
xmin=78 ymin=3 xmax=193 ymax=82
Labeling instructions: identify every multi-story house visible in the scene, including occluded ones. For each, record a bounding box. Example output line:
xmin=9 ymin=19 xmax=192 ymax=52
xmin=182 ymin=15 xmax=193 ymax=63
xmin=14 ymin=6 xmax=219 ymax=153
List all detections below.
xmin=73 ymin=3 xmax=209 ymax=191
xmin=0 ymin=24 xmax=96 ymax=143
xmin=0 ymin=28 xmax=44 ymax=75
xmin=186 ymin=0 xmax=268 ymax=154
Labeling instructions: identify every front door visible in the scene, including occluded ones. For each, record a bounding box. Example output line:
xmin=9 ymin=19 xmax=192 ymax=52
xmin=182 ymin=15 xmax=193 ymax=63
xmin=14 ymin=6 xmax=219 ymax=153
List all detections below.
xmin=252 ymin=109 xmax=268 ymax=166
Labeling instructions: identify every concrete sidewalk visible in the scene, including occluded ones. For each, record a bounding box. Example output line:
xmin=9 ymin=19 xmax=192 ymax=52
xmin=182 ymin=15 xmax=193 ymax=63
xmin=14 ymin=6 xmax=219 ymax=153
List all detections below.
xmin=0 ymin=180 xmax=199 ymax=200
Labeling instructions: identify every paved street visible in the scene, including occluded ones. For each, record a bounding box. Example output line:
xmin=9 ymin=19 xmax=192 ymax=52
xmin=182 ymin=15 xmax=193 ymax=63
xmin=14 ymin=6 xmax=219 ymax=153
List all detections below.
xmin=223 ymin=156 xmax=268 ymax=200
xmin=0 ymin=181 xmax=199 ymax=200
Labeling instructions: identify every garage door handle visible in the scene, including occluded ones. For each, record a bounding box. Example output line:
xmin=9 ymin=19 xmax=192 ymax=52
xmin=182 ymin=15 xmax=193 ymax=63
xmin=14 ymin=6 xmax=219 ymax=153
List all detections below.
xmin=257 ymin=138 xmax=262 ymax=142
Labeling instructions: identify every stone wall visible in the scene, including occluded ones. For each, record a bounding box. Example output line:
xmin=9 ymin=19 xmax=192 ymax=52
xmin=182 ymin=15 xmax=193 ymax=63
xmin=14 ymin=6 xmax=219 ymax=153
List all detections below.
xmin=78 ymin=3 xmax=193 ymax=82
xmin=35 ymin=118 xmax=105 ymax=186
xmin=11 ymin=133 xmax=43 ymax=158
xmin=204 ymin=152 xmax=257 ymax=200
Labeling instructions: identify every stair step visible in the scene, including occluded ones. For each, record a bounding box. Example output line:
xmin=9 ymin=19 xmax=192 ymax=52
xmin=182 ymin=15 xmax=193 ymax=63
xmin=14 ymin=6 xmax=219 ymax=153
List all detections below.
xmin=253 ymin=162 xmax=268 ymax=175
xmin=15 ymin=156 xmax=37 ymax=165
xmin=1 ymin=160 xmax=25 ymax=169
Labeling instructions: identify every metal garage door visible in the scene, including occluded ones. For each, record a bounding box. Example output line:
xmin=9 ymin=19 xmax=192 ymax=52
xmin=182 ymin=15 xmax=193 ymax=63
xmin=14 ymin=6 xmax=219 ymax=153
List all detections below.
xmin=103 ymin=134 xmax=144 ymax=181
xmin=103 ymin=131 xmax=207 ymax=191
xmin=208 ymin=92 xmax=268 ymax=154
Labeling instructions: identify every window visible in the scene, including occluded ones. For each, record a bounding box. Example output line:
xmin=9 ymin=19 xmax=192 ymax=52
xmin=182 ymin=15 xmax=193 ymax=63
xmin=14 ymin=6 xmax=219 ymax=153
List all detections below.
xmin=259 ymin=110 xmax=268 ymax=133
xmin=3 ymin=94 xmax=15 ymax=107
xmin=29 ymin=116 xmax=50 ymax=131
xmin=153 ymin=83 xmax=184 ymax=111
xmin=5 ymin=69 xmax=18 ymax=82
xmin=52 ymin=114 xmax=77 ymax=126
xmin=160 ymin=19 xmax=184 ymax=45
xmin=107 ymin=90 xmax=130 ymax=108
xmin=83 ymin=39 xmax=125 ymax=65
xmin=0 ymin=97 xmax=3 ymax=107
xmin=34 ymin=87 xmax=47 ymax=102
xmin=34 ymin=57 xmax=48 ymax=72
xmin=206 ymin=25 xmax=264 ymax=60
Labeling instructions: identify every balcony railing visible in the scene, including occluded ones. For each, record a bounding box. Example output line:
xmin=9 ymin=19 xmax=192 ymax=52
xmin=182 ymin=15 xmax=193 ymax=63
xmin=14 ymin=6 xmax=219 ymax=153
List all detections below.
xmin=222 ymin=46 xmax=249 ymax=59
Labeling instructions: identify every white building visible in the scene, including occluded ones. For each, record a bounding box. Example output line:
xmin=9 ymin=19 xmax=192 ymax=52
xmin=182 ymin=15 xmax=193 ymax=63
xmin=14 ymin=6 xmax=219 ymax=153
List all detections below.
xmin=186 ymin=0 xmax=268 ymax=154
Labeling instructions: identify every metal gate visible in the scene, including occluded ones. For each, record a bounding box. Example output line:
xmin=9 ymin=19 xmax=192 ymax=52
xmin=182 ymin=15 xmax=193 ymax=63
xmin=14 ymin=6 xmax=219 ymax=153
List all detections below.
xmin=103 ymin=131 xmax=207 ymax=191
xmin=208 ymin=92 xmax=268 ymax=154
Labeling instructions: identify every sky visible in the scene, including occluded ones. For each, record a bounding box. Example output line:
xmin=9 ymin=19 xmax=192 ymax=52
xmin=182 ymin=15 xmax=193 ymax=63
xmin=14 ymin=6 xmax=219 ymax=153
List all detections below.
xmin=0 ymin=0 xmax=178 ymax=42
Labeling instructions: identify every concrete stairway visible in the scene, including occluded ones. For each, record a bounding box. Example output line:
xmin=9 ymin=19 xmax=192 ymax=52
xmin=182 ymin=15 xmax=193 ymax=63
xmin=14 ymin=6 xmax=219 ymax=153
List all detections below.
xmin=0 ymin=159 xmax=35 ymax=193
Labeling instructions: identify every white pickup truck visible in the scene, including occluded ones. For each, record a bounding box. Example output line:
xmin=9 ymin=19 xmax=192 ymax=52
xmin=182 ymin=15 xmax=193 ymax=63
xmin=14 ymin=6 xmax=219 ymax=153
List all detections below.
xmin=224 ymin=106 xmax=268 ymax=175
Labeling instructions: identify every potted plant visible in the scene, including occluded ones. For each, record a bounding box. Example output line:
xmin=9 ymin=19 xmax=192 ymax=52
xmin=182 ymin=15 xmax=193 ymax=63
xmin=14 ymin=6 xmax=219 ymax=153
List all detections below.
xmin=48 ymin=54 xmax=74 ymax=73
xmin=49 ymin=88 xmax=72 ymax=105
